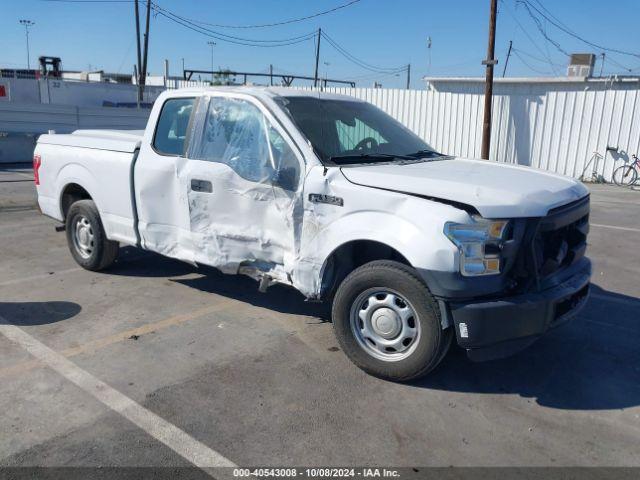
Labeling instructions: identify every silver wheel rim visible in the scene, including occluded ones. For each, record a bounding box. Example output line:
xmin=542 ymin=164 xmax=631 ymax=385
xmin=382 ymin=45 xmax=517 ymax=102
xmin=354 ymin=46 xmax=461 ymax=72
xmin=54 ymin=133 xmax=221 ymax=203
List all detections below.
xmin=72 ymin=215 xmax=95 ymax=259
xmin=349 ymin=288 xmax=421 ymax=362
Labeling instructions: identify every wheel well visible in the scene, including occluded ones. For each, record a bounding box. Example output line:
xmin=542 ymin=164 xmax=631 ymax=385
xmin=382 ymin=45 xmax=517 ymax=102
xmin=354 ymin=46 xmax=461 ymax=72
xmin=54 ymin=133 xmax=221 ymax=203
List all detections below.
xmin=61 ymin=183 xmax=92 ymax=219
xmin=320 ymin=240 xmax=411 ymax=300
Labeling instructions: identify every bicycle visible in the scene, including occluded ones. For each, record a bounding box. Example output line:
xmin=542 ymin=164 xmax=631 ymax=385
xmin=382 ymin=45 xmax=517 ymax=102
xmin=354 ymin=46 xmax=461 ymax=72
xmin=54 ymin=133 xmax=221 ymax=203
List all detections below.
xmin=612 ymin=154 xmax=640 ymax=186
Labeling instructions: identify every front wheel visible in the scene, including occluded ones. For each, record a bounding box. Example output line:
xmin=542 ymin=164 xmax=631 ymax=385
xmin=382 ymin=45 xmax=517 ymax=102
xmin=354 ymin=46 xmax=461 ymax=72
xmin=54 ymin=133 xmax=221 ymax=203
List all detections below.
xmin=612 ymin=165 xmax=638 ymax=186
xmin=332 ymin=260 xmax=452 ymax=382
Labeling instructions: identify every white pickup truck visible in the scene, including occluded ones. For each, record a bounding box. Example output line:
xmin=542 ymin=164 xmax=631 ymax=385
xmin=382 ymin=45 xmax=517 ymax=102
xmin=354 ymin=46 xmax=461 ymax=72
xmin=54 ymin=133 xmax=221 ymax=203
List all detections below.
xmin=34 ymin=87 xmax=591 ymax=381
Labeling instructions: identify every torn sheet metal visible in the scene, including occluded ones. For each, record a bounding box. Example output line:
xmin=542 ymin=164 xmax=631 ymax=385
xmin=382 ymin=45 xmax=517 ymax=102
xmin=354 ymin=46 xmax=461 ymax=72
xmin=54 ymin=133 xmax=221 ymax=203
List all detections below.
xmin=136 ymin=90 xmax=469 ymax=299
xmin=179 ymin=94 xmax=305 ymax=286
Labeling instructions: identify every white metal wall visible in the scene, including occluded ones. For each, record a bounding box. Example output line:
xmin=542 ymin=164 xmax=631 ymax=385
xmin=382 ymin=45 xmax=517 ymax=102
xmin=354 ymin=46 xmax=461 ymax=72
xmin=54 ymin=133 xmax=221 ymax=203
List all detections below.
xmin=296 ymin=80 xmax=640 ymax=182
xmin=0 ymin=77 xmax=166 ymax=107
xmin=0 ymin=103 xmax=149 ymax=163
xmin=2 ymin=77 xmax=639 ymax=179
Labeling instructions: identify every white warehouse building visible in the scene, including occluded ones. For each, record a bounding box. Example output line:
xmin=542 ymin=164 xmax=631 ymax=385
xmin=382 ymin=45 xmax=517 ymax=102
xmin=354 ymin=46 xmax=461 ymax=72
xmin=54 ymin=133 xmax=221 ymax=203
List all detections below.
xmin=418 ymin=75 xmax=640 ymax=183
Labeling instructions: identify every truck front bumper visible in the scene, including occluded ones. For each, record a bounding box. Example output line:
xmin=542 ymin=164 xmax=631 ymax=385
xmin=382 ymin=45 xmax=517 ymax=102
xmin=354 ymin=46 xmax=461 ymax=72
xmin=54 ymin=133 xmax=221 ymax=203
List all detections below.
xmin=448 ymin=265 xmax=591 ymax=362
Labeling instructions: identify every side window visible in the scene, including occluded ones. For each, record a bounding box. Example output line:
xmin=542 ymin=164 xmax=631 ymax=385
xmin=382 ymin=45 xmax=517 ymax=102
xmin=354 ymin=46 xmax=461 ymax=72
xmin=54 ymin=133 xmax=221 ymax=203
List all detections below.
xmin=191 ymin=97 xmax=300 ymax=190
xmin=153 ymin=97 xmax=195 ymax=156
xmin=267 ymin=125 xmax=300 ymax=191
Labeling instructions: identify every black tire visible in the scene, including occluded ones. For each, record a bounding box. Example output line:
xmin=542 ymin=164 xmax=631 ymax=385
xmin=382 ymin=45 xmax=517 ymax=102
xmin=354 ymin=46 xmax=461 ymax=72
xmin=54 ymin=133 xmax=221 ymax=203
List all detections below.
xmin=332 ymin=260 xmax=452 ymax=382
xmin=65 ymin=199 xmax=119 ymax=271
xmin=612 ymin=165 xmax=638 ymax=186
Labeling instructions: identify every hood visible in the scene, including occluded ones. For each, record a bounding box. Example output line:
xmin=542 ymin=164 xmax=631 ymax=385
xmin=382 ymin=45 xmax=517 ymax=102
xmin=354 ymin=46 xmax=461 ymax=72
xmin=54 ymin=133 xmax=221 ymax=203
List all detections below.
xmin=340 ymin=157 xmax=589 ymax=218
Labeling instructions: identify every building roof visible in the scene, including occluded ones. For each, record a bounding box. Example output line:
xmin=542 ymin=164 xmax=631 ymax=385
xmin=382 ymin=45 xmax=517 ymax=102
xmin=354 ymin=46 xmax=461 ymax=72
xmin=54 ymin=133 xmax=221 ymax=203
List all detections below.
xmin=422 ymin=75 xmax=640 ymax=84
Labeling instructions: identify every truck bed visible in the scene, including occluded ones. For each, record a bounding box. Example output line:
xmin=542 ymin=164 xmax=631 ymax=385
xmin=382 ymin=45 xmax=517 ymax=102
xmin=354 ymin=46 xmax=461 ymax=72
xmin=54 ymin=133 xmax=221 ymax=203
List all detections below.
xmin=34 ymin=129 xmax=142 ymax=245
xmin=37 ymin=129 xmax=144 ymax=153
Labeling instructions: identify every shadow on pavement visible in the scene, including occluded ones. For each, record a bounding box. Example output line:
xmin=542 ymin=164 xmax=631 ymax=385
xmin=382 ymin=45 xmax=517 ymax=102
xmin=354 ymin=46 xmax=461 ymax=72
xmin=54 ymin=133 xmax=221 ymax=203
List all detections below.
xmin=173 ymin=269 xmax=330 ymax=321
xmin=107 ymin=247 xmax=196 ymax=278
xmin=0 ymin=301 xmax=81 ymax=326
xmin=415 ymin=284 xmax=640 ymax=411
xmin=107 ymin=248 xmax=330 ymax=320
xmin=92 ymin=248 xmax=640 ymax=410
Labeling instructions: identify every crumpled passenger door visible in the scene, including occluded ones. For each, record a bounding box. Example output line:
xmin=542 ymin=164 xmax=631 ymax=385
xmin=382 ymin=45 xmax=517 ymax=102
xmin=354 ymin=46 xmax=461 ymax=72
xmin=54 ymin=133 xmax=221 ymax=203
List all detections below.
xmin=180 ymin=94 xmax=303 ymax=283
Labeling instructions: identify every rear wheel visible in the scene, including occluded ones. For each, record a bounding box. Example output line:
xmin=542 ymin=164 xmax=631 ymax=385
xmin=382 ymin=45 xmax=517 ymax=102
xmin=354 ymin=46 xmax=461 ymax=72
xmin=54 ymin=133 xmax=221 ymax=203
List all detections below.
xmin=612 ymin=165 xmax=638 ymax=186
xmin=332 ymin=260 xmax=452 ymax=382
xmin=65 ymin=199 xmax=119 ymax=271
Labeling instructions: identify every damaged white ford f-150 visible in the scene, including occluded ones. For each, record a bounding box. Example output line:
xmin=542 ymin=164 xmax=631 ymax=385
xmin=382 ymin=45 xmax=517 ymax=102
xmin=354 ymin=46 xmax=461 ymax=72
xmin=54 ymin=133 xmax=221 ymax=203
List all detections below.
xmin=34 ymin=87 xmax=591 ymax=381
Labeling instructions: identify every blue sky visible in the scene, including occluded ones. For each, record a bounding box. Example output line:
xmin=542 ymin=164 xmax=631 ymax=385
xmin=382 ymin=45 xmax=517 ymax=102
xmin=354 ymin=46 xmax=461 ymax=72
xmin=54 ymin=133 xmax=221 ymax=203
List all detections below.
xmin=2 ymin=0 xmax=639 ymax=88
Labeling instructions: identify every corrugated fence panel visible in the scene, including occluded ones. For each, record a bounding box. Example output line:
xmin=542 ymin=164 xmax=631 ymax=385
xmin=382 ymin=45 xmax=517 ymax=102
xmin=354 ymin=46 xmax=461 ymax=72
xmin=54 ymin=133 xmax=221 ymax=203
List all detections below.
xmin=77 ymin=107 xmax=149 ymax=130
xmin=2 ymin=81 xmax=639 ymax=178
xmin=300 ymin=80 xmax=640 ymax=182
xmin=0 ymin=103 xmax=149 ymax=134
xmin=0 ymin=103 xmax=78 ymax=134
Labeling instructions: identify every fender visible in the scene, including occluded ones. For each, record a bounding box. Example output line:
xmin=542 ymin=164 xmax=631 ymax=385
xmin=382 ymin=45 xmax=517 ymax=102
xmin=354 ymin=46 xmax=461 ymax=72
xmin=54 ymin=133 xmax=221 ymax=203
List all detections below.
xmin=293 ymin=211 xmax=459 ymax=298
xmin=56 ymin=163 xmax=103 ymax=219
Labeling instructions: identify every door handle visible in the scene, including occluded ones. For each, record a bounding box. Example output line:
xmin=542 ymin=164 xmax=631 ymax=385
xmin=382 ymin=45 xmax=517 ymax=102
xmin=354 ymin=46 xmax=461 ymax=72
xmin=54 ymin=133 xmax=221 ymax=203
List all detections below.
xmin=191 ymin=179 xmax=212 ymax=193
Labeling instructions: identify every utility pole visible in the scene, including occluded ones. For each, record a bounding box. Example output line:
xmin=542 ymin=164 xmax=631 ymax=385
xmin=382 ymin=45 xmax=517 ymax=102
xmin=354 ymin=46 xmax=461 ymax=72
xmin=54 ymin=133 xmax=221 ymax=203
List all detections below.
xmin=133 ymin=64 xmax=139 ymax=107
xmin=502 ymin=40 xmax=512 ymax=77
xmin=599 ymin=52 xmax=606 ymax=77
xmin=323 ymin=61 xmax=330 ymax=89
xmin=314 ymin=28 xmax=322 ymax=88
xmin=19 ymin=19 xmax=35 ymax=71
xmin=163 ymin=59 xmax=169 ymax=87
xmin=481 ymin=0 xmax=498 ymax=160
xmin=140 ymin=0 xmax=151 ymax=97
xmin=207 ymin=41 xmax=216 ymax=83
xmin=406 ymin=63 xmax=411 ymax=89
xmin=269 ymin=64 xmax=273 ymax=86
xmin=133 ymin=0 xmax=143 ymax=103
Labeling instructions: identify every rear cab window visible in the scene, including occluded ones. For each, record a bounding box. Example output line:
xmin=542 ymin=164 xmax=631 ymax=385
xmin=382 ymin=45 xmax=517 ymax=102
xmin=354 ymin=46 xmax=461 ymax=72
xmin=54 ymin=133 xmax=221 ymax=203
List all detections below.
xmin=153 ymin=97 xmax=195 ymax=156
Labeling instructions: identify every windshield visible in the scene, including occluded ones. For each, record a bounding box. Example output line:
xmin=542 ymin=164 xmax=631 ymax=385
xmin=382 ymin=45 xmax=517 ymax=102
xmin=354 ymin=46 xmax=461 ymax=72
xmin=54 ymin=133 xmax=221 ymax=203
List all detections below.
xmin=277 ymin=96 xmax=441 ymax=165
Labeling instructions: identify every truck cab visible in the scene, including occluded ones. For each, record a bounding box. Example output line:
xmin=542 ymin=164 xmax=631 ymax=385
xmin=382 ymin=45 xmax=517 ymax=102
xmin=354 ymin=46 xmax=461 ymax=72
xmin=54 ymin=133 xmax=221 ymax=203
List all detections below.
xmin=34 ymin=87 xmax=591 ymax=381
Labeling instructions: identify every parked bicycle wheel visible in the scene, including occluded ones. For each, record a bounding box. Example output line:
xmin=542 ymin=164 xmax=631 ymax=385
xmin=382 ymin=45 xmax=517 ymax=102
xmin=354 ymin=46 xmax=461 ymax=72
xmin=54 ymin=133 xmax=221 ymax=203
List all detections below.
xmin=612 ymin=165 xmax=638 ymax=186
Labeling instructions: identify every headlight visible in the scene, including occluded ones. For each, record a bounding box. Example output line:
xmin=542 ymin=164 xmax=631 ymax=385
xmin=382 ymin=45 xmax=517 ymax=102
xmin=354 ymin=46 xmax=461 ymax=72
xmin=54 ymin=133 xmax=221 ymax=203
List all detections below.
xmin=444 ymin=218 xmax=510 ymax=276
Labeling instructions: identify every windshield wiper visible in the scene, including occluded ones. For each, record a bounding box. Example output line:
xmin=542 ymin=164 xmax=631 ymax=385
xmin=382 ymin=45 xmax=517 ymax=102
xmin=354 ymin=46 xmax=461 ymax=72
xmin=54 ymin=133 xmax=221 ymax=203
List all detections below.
xmin=328 ymin=153 xmax=414 ymax=164
xmin=404 ymin=149 xmax=443 ymax=159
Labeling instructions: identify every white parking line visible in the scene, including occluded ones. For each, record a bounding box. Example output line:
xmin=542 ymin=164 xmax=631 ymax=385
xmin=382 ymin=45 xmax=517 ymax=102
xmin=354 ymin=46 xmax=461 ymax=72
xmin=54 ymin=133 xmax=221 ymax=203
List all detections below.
xmin=590 ymin=223 xmax=640 ymax=233
xmin=0 ymin=319 xmax=236 ymax=470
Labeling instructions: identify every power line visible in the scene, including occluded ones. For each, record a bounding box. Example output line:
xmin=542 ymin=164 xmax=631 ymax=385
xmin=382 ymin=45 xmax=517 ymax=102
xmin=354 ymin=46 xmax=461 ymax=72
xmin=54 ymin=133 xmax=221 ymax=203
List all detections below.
xmin=506 ymin=0 xmax=636 ymax=75
xmin=517 ymin=1 xmax=569 ymax=56
xmin=603 ymin=55 xmax=636 ymax=74
xmin=40 ymin=0 xmax=136 ymax=3
xmin=320 ymin=31 xmax=406 ymax=74
xmin=512 ymin=47 xmax=564 ymax=68
xmin=152 ymin=3 xmax=317 ymax=44
xmin=41 ymin=0 xmax=321 ymax=48
xmin=151 ymin=4 xmax=317 ymax=48
xmin=513 ymin=50 xmax=553 ymax=75
xmin=517 ymin=0 xmax=640 ymax=59
xmin=171 ymin=0 xmax=362 ymax=29
xmin=500 ymin=0 xmax=559 ymax=74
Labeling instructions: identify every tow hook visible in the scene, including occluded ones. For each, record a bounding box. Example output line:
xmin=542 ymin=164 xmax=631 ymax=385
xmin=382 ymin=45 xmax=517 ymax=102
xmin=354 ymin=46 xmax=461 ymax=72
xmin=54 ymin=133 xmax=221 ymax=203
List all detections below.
xmin=54 ymin=224 xmax=66 ymax=232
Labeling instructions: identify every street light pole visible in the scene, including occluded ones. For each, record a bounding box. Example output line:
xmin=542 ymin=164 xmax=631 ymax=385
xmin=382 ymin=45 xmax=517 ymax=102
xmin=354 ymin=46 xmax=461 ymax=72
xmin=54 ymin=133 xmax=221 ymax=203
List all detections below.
xmin=19 ymin=19 xmax=35 ymax=70
xmin=207 ymin=41 xmax=216 ymax=83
